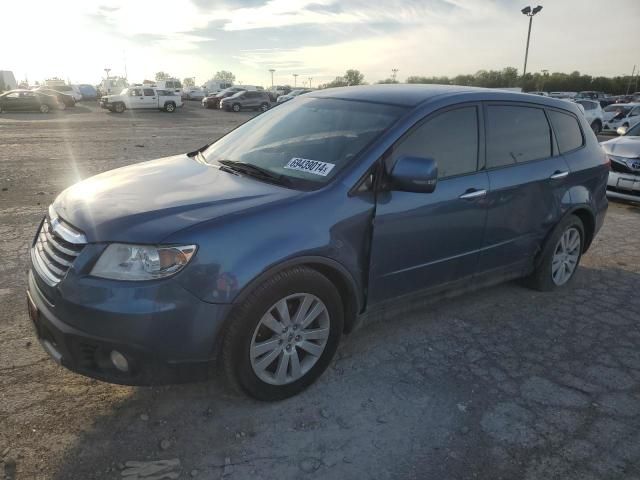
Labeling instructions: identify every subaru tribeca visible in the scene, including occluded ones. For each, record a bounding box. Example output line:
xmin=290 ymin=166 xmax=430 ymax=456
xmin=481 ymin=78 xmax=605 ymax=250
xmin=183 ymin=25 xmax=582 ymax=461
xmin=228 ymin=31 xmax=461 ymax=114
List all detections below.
xmin=27 ymin=85 xmax=608 ymax=400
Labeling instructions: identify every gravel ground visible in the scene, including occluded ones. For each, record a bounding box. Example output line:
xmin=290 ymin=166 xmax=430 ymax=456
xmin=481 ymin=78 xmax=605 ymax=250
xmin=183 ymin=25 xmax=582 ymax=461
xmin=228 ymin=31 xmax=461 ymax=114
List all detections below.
xmin=1 ymin=102 xmax=639 ymax=480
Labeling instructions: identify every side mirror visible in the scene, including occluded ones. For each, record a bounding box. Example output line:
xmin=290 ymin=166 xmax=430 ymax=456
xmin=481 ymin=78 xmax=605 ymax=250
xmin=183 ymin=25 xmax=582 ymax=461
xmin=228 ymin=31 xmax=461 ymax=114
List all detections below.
xmin=617 ymin=126 xmax=628 ymax=136
xmin=389 ymin=155 xmax=438 ymax=193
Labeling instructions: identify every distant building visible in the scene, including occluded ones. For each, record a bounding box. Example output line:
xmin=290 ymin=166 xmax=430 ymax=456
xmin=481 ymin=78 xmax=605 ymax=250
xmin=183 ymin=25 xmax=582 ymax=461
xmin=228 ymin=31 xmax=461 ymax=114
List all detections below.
xmin=0 ymin=71 xmax=17 ymax=91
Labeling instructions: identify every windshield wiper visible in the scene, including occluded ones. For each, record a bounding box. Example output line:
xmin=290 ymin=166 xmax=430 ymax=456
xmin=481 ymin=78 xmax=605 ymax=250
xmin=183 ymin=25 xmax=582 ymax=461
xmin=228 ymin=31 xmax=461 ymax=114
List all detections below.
xmin=217 ymin=160 xmax=291 ymax=186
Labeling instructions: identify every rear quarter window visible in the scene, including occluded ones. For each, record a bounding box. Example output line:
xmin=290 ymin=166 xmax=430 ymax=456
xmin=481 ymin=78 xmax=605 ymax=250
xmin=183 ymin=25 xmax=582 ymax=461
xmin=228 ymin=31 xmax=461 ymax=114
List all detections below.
xmin=547 ymin=110 xmax=584 ymax=153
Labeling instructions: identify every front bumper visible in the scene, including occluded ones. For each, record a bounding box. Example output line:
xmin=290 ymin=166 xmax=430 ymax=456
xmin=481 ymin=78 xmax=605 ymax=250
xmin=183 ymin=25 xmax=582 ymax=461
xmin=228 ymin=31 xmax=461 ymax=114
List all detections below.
xmin=27 ymin=267 xmax=232 ymax=385
xmin=607 ymin=171 xmax=640 ymax=202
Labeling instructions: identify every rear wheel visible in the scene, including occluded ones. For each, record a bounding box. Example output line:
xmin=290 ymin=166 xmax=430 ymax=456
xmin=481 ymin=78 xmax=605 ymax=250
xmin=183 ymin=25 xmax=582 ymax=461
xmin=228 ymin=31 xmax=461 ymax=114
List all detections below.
xmin=165 ymin=102 xmax=176 ymax=112
xmin=39 ymin=104 xmax=50 ymax=113
xmin=590 ymin=120 xmax=602 ymax=135
xmin=525 ymin=214 xmax=584 ymax=291
xmin=222 ymin=267 xmax=343 ymax=401
xmin=232 ymin=103 xmax=241 ymax=112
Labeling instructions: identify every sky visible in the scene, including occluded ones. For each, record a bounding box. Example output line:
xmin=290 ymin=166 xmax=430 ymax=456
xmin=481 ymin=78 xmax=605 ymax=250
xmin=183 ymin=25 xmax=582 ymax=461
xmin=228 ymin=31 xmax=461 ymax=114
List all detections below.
xmin=2 ymin=0 xmax=639 ymax=88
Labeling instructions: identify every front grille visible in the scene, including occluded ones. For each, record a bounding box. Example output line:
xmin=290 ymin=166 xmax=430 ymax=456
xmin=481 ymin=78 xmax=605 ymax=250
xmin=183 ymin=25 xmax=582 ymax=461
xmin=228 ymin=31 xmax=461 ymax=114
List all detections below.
xmin=32 ymin=216 xmax=85 ymax=286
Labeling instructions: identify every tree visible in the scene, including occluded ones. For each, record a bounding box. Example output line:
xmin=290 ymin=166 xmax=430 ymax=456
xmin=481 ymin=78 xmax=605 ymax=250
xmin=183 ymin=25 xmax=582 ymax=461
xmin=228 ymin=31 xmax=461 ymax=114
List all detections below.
xmin=155 ymin=71 xmax=170 ymax=81
xmin=213 ymin=70 xmax=236 ymax=84
xmin=321 ymin=76 xmax=349 ymax=89
xmin=183 ymin=77 xmax=195 ymax=88
xmin=344 ymin=69 xmax=364 ymax=86
xmin=376 ymin=78 xmax=399 ymax=84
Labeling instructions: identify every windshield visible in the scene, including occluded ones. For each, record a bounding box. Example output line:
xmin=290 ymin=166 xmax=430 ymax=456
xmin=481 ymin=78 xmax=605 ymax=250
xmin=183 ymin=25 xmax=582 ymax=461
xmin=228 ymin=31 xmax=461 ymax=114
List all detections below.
xmin=605 ymin=105 xmax=631 ymax=113
xmin=625 ymin=122 xmax=640 ymax=136
xmin=203 ymin=97 xmax=406 ymax=188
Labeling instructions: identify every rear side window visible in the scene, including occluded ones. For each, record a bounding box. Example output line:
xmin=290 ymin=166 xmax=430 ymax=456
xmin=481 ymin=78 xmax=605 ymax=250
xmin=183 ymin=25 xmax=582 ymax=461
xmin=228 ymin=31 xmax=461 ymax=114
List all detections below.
xmin=547 ymin=110 xmax=583 ymax=153
xmin=143 ymin=89 xmax=155 ymax=96
xmin=486 ymin=105 xmax=551 ymax=168
xmin=393 ymin=106 xmax=479 ymax=178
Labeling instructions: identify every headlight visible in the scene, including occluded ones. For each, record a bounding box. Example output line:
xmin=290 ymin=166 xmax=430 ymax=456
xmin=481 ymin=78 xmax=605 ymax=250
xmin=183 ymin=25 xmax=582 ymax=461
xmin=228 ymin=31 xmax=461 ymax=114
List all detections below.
xmin=90 ymin=244 xmax=197 ymax=281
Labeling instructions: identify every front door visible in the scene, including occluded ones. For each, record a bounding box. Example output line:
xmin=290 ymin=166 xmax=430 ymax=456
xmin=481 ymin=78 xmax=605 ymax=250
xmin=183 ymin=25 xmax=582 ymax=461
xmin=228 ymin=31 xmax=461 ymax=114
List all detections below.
xmin=369 ymin=104 xmax=489 ymax=304
xmin=128 ymin=88 xmax=145 ymax=109
xmin=142 ymin=88 xmax=158 ymax=108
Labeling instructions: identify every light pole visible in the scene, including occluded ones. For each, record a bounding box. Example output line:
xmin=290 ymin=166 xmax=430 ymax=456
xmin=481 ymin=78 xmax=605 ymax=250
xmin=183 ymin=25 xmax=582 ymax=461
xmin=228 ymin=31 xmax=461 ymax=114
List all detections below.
xmin=520 ymin=5 xmax=542 ymax=79
xmin=308 ymin=77 xmax=313 ymax=88
xmin=269 ymin=69 xmax=275 ymax=90
xmin=391 ymin=68 xmax=398 ymax=82
xmin=293 ymin=73 xmax=298 ymax=87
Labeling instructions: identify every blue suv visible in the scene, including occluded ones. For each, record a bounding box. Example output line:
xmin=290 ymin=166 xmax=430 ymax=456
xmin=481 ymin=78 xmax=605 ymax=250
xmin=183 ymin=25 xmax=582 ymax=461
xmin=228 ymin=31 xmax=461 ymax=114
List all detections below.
xmin=27 ymin=85 xmax=608 ymax=400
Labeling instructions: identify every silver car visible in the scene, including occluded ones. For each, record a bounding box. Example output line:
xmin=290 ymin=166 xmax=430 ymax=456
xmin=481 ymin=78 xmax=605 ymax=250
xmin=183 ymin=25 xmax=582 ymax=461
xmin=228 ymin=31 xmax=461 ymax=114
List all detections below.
xmin=601 ymin=122 xmax=640 ymax=202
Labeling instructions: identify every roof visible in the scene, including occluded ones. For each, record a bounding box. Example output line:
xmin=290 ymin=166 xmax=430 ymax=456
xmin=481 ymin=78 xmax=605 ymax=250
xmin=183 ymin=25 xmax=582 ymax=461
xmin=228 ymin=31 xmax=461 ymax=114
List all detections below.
xmin=306 ymin=84 xmax=577 ymax=111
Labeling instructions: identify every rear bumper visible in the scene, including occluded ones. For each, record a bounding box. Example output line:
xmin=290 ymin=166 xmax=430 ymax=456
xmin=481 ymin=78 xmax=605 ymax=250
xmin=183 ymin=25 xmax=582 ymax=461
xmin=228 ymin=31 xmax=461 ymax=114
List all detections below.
xmin=27 ymin=270 xmax=232 ymax=385
xmin=607 ymin=171 xmax=640 ymax=202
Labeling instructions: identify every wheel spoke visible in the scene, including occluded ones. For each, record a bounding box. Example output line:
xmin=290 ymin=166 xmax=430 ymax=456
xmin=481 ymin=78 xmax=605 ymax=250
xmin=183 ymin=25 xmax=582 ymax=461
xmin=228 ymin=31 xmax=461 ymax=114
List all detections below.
xmin=255 ymin=346 xmax=282 ymax=371
xmin=251 ymin=338 xmax=281 ymax=358
xmin=261 ymin=313 xmax=283 ymax=334
xmin=300 ymin=303 xmax=325 ymax=329
xmin=275 ymin=352 xmax=290 ymax=383
xmin=298 ymin=340 xmax=324 ymax=357
xmin=292 ymin=295 xmax=313 ymax=325
xmin=290 ymin=349 xmax=302 ymax=379
xmin=303 ymin=327 xmax=330 ymax=341
xmin=275 ymin=298 xmax=291 ymax=326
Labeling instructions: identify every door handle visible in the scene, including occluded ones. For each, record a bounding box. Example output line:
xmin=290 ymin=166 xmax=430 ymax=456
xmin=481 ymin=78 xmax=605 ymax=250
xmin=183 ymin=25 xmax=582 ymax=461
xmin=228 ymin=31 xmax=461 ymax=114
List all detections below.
xmin=550 ymin=171 xmax=569 ymax=179
xmin=459 ymin=189 xmax=487 ymax=200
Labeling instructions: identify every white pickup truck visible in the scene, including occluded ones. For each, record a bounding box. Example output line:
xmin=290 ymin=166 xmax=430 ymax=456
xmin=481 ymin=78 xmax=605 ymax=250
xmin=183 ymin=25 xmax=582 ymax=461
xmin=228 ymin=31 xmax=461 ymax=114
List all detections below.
xmin=100 ymin=87 xmax=183 ymax=113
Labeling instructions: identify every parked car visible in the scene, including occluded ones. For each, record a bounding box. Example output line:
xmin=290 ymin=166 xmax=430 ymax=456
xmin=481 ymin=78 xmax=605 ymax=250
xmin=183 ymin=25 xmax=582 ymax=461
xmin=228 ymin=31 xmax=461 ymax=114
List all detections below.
xmin=77 ymin=84 xmax=98 ymax=100
xmin=276 ymin=89 xmax=313 ymax=104
xmin=602 ymin=103 xmax=640 ymax=132
xmin=575 ymin=99 xmax=604 ymax=134
xmin=549 ymin=91 xmax=577 ymax=99
xmin=99 ymin=87 xmax=183 ymax=113
xmin=0 ymin=89 xmax=61 ymax=113
xmin=600 ymin=122 xmax=640 ymax=202
xmin=33 ymin=87 xmax=76 ymax=107
xmin=220 ymin=90 xmax=271 ymax=112
xmin=576 ymin=91 xmax=608 ymax=100
xmin=47 ymin=84 xmax=82 ymax=102
xmin=202 ymin=87 xmax=246 ymax=109
xmin=183 ymin=88 xmax=206 ymax=101
xmin=527 ymin=91 xmax=549 ymax=96
xmin=27 ymin=85 xmax=608 ymax=400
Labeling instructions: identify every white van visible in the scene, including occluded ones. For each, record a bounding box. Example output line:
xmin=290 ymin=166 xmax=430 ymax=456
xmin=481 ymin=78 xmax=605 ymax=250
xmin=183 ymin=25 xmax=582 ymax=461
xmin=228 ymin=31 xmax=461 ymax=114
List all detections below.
xmin=154 ymin=79 xmax=183 ymax=96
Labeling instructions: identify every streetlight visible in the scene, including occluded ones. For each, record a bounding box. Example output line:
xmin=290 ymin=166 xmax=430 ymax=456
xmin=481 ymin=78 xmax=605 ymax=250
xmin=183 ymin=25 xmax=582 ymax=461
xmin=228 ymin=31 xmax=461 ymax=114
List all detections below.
xmin=308 ymin=77 xmax=313 ymax=88
xmin=391 ymin=68 xmax=398 ymax=82
xmin=269 ymin=69 xmax=275 ymax=90
xmin=520 ymin=5 xmax=542 ymax=79
xmin=293 ymin=73 xmax=298 ymax=87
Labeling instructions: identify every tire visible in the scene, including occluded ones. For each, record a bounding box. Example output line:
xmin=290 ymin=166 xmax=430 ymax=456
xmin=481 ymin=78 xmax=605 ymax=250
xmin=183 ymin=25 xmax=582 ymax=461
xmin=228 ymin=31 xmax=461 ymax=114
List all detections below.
xmin=0 ymin=105 xmax=3 ymax=113
xmin=590 ymin=120 xmax=602 ymax=135
xmin=623 ymin=123 xmax=629 ymax=129
xmin=525 ymin=214 xmax=584 ymax=291
xmin=222 ymin=266 xmax=343 ymax=401
xmin=114 ymin=102 xmax=125 ymax=113
xmin=232 ymin=103 xmax=241 ymax=112
xmin=165 ymin=102 xmax=176 ymax=112
xmin=260 ymin=102 xmax=269 ymax=112
xmin=40 ymin=104 xmax=50 ymax=113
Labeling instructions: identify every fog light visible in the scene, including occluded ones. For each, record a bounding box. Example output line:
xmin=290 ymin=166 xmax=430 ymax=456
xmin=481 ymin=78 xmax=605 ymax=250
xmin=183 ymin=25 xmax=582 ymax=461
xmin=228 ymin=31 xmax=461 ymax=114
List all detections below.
xmin=110 ymin=350 xmax=129 ymax=372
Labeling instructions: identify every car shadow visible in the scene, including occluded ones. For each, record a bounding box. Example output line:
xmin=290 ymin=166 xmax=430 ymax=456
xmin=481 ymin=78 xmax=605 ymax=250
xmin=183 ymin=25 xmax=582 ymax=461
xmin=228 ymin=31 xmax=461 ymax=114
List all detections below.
xmin=0 ymin=105 xmax=93 ymax=120
xmin=49 ymin=265 xmax=640 ymax=480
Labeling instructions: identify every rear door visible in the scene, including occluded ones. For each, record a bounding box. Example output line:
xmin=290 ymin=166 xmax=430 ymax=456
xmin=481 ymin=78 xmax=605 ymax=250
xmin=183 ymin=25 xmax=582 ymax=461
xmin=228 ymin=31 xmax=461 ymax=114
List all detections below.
xmin=244 ymin=91 xmax=259 ymax=108
xmin=369 ymin=104 xmax=489 ymax=303
xmin=477 ymin=103 xmax=570 ymax=275
xmin=142 ymin=88 xmax=158 ymax=108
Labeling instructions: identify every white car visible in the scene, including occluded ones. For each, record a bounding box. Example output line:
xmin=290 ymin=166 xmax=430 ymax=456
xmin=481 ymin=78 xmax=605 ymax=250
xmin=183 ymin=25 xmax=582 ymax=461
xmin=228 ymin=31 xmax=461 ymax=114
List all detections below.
xmin=575 ymin=99 xmax=604 ymax=134
xmin=99 ymin=87 xmax=183 ymax=113
xmin=602 ymin=103 xmax=640 ymax=132
xmin=600 ymin=121 xmax=640 ymax=202
xmin=183 ymin=87 xmax=206 ymax=100
xmin=48 ymin=84 xmax=82 ymax=102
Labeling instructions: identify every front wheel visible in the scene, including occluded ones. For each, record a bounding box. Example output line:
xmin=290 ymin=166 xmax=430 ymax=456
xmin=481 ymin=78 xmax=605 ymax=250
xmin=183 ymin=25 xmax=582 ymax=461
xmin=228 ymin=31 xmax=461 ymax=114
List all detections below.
xmin=40 ymin=104 xmax=50 ymax=113
xmin=260 ymin=102 xmax=269 ymax=112
xmin=525 ymin=214 xmax=584 ymax=291
xmin=114 ymin=102 xmax=125 ymax=113
xmin=232 ymin=103 xmax=241 ymax=112
xmin=222 ymin=267 xmax=343 ymax=401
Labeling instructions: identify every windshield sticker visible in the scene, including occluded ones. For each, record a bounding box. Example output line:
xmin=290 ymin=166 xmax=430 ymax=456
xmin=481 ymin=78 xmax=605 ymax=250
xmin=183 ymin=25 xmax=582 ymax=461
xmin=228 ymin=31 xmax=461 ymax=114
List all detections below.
xmin=284 ymin=158 xmax=335 ymax=177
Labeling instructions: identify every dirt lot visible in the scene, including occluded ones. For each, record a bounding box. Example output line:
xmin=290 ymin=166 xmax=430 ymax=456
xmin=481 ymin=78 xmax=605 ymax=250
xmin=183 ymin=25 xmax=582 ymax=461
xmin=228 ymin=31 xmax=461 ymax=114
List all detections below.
xmin=1 ymin=102 xmax=639 ymax=480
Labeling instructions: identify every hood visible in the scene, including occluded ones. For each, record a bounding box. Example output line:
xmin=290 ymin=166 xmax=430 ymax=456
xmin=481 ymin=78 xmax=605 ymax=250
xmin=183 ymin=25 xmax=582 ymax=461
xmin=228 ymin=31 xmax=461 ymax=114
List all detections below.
xmin=53 ymin=154 xmax=298 ymax=243
xmin=600 ymin=135 xmax=640 ymax=158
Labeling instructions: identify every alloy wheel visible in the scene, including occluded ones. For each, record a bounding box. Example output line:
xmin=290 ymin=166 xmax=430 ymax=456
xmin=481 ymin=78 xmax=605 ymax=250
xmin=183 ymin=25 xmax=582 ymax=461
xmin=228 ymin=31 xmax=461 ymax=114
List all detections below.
xmin=250 ymin=293 xmax=330 ymax=385
xmin=551 ymin=227 xmax=581 ymax=286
